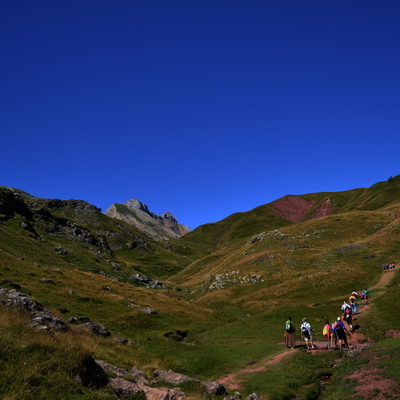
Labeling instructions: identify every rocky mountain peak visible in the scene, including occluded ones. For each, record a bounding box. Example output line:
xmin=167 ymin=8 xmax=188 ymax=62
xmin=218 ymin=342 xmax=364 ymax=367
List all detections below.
xmin=125 ymin=199 xmax=150 ymax=213
xmin=104 ymin=199 xmax=190 ymax=240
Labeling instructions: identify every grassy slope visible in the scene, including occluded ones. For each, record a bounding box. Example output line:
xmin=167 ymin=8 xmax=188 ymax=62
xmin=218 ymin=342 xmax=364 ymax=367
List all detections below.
xmin=0 ymin=177 xmax=399 ymax=399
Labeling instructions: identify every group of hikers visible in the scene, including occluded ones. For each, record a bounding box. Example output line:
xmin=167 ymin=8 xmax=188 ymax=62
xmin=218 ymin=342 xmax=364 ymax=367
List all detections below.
xmin=284 ymin=288 xmax=370 ymax=351
xmin=382 ymin=263 xmax=396 ymax=271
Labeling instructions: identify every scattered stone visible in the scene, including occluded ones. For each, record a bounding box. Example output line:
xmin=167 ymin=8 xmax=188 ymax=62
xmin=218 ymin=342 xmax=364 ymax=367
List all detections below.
xmin=245 ymin=393 xmax=261 ymax=400
xmin=55 ymin=246 xmax=67 ymax=255
xmin=40 ymin=278 xmax=55 ymax=284
xmin=141 ymin=307 xmax=157 ymax=315
xmin=152 ymin=369 xmax=196 ymax=386
xmin=109 ymin=378 xmax=145 ymax=399
xmin=141 ymin=386 xmax=186 ymax=400
xmin=96 ymin=360 xmax=128 ymax=377
xmin=129 ymin=366 xmax=150 ymax=386
xmin=114 ymin=337 xmax=131 ymax=345
xmin=68 ymin=316 xmax=91 ymax=324
xmin=1 ymin=280 xmax=21 ymax=289
xmin=0 ymin=289 xmax=68 ymax=332
xmin=82 ymin=322 xmax=111 ymax=337
xmin=201 ymin=380 xmax=227 ymax=396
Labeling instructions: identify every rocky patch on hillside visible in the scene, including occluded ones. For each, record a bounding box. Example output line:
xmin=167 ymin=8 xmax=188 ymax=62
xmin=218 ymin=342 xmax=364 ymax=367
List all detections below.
xmin=269 ymin=195 xmax=332 ymax=222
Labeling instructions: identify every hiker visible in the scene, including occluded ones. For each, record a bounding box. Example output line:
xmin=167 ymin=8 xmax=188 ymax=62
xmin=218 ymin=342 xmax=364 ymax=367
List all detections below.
xmin=322 ymin=321 xmax=332 ymax=349
xmin=284 ymin=317 xmax=296 ymax=349
xmin=362 ymin=288 xmax=370 ymax=304
xmin=343 ymin=306 xmax=353 ymax=332
xmin=331 ymin=320 xmax=338 ymax=349
xmin=333 ymin=317 xmax=349 ymax=349
xmin=300 ymin=318 xmax=315 ymax=350
xmin=359 ymin=290 xmax=366 ymax=305
xmin=349 ymin=292 xmax=358 ymax=314
xmin=341 ymin=301 xmax=351 ymax=312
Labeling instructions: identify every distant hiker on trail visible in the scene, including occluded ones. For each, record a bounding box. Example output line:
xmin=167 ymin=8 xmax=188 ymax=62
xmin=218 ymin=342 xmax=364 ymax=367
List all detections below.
xmin=322 ymin=321 xmax=332 ymax=349
xmin=349 ymin=291 xmax=358 ymax=314
xmin=331 ymin=321 xmax=338 ymax=349
xmin=362 ymin=288 xmax=370 ymax=304
xmin=341 ymin=301 xmax=351 ymax=312
xmin=300 ymin=318 xmax=315 ymax=350
xmin=284 ymin=317 xmax=296 ymax=349
xmin=359 ymin=290 xmax=366 ymax=305
xmin=333 ymin=317 xmax=349 ymax=350
xmin=343 ymin=305 xmax=354 ymax=332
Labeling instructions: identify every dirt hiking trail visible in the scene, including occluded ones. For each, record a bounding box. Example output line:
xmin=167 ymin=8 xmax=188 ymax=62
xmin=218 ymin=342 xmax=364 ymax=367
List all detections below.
xmin=217 ymin=268 xmax=398 ymax=391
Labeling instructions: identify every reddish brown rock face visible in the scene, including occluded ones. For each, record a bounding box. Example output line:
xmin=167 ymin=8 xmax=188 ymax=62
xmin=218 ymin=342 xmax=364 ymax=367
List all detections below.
xmin=270 ymin=196 xmax=332 ymax=222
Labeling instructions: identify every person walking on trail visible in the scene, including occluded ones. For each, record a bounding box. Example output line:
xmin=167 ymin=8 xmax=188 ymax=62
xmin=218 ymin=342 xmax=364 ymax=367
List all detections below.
xmin=333 ymin=317 xmax=349 ymax=349
xmin=341 ymin=301 xmax=351 ymax=312
xmin=362 ymin=288 xmax=370 ymax=304
xmin=300 ymin=318 xmax=315 ymax=350
xmin=343 ymin=305 xmax=354 ymax=333
xmin=349 ymin=291 xmax=358 ymax=314
xmin=284 ymin=316 xmax=296 ymax=349
xmin=322 ymin=321 xmax=332 ymax=349
xmin=331 ymin=320 xmax=338 ymax=349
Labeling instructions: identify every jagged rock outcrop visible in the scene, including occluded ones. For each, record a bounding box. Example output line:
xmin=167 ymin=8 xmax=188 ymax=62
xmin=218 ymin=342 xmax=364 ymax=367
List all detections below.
xmin=105 ymin=199 xmax=190 ymax=240
xmin=0 ymin=288 xmax=68 ymax=332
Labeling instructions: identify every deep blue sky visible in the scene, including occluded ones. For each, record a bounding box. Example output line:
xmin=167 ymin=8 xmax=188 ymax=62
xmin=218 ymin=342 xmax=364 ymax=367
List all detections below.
xmin=1 ymin=1 xmax=399 ymax=229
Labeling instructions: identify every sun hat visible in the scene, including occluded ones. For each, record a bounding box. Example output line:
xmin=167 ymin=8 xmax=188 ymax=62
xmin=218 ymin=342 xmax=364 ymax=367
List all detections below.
xmin=302 ymin=318 xmax=308 ymax=322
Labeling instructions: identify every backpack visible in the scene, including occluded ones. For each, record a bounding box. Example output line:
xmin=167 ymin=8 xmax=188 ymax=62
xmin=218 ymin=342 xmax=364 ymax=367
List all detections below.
xmin=285 ymin=321 xmax=293 ymax=332
xmin=301 ymin=324 xmax=309 ymax=334
xmin=322 ymin=324 xmax=331 ymax=336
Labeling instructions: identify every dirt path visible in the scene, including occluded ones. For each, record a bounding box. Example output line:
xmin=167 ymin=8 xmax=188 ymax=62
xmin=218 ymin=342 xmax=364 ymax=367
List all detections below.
xmin=217 ymin=269 xmax=398 ymax=391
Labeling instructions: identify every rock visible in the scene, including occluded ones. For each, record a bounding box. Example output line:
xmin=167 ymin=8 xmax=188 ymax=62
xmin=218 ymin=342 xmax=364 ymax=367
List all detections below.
xmin=245 ymin=393 xmax=261 ymax=400
xmin=83 ymin=322 xmax=111 ymax=337
xmin=141 ymin=307 xmax=157 ymax=315
xmin=152 ymin=369 xmax=196 ymax=386
xmin=96 ymin=360 xmax=128 ymax=377
xmin=73 ymin=356 xmax=108 ymax=389
xmin=142 ymin=386 xmax=186 ymax=400
xmin=1 ymin=280 xmax=21 ymax=289
xmin=109 ymin=378 xmax=145 ymax=399
xmin=201 ymin=381 xmax=227 ymax=396
xmin=152 ymin=369 xmax=227 ymax=396
xmin=0 ymin=289 xmax=68 ymax=332
xmin=40 ymin=278 xmax=55 ymax=284
xmin=129 ymin=366 xmax=150 ymax=386
xmin=105 ymin=199 xmax=190 ymax=240
xmin=54 ymin=246 xmax=67 ymax=255
xmin=68 ymin=316 xmax=91 ymax=324
xmin=114 ymin=337 xmax=130 ymax=345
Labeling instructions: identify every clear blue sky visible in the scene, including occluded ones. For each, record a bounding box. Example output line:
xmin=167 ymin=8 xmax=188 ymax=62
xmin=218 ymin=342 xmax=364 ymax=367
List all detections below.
xmin=1 ymin=1 xmax=399 ymax=229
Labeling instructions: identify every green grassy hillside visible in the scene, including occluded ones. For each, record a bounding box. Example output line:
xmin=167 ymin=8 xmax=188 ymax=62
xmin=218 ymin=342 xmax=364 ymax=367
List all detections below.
xmin=0 ymin=177 xmax=399 ymax=399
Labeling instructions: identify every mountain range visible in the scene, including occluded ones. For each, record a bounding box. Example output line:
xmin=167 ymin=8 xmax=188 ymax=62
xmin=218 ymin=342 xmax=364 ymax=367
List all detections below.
xmin=0 ymin=176 xmax=399 ymax=399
